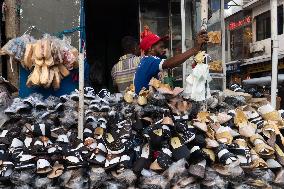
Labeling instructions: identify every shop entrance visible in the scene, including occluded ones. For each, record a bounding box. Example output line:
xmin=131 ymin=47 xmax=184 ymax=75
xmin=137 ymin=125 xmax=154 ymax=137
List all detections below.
xmin=84 ymin=0 xmax=139 ymax=92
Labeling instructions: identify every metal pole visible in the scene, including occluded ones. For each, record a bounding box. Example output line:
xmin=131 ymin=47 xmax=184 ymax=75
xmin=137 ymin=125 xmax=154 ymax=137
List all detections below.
xmin=78 ymin=53 xmax=84 ymax=140
xmin=78 ymin=0 xmax=84 ymax=140
xmin=221 ymin=0 xmax=226 ymax=90
xmin=200 ymin=0 xmax=208 ymax=31
xmin=270 ymin=0 xmax=279 ymax=109
xmin=181 ymin=0 xmax=186 ymax=87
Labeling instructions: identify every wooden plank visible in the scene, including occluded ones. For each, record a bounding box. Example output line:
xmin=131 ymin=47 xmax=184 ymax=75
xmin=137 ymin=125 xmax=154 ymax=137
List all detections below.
xmin=5 ymin=0 xmax=20 ymax=88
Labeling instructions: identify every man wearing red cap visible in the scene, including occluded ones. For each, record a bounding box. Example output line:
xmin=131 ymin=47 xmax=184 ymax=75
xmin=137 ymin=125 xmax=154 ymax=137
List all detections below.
xmin=134 ymin=31 xmax=208 ymax=94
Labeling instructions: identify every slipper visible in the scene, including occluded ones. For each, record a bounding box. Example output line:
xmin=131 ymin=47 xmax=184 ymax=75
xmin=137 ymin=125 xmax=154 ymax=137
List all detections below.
xmin=0 ymin=130 xmax=11 ymax=145
xmin=94 ymin=141 xmax=107 ymax=156
xmin=138 ymin=88 xmax=149 ymax=106
xmin=70 ymin=91 xmax=79 ymax=101
xmin=56 ymin=134 xmax=69 ymax=143
xmin=258 ymin=104 xmax=282 ymax=121
xmin=37 ymin=158 xmax=52 ymax=174
xmin=188 ymin=144 xmax=208 ymax=163
xmin=65 ymin=151 xmax=87 ymax=169
xmin=174 ymin=114 xmax=189 ymax=122
xmin=47 ymin=144 xmax=63 ymax=155
xmin=149 ymin=125 xmax=165 ymax=150
xmin=175 ymin=122 xmax=196 ymax=144
xmin=193 ymin=120 xmax=208 ymax=132
xmin=32 ymin=123 xmax=51 ymax=137
xmin=117 ymin=154 xmax=132 ymax=172
xmin=94 ymin=127 xmax=105 ymax=140
xmin=124 ymin=85 xmax=135 ymax=103
xmin=14 ymin=151 xmax=36 ymax=171
xmin=229 ymin=138 xmax=252 ymax=167
xmin=234 ymin=110 xmax=248 ymax=128
xmin=0 ymin=161 xmax=14 ymax=180
xmin=189 ymin=159 xmax=206 ymax=178
xmin=215 ymin=143 xmax=238 ymax=165
xmin=105 ymin=153 xmax=121 ymax=169
xmin=250 ymin=134 xmax=274 ymax=157
xmin=172 ymin=87 xmax=184 ymax=97
xmin=87 ymin=152 xmax=106 ymax=165
xmin=202 ymin=148 xmax=216 ymax=163
xmin=150 ymin=148 xmax=173 ymax=171
xmin=215 ymin=126 xmax=233 ymax=144
xmin=133 ymin=143 xmax=151 ymax=173
xmin=245 ymin=110 xmax=264 ymax=129
xmin=104 ymin=133 xmax=125 ymax=154
xmin=239 ymin=122 xmax=257 ymax=138
xmin=161 ymin=116 xmax=174 ymax=127
xmin=47 ymin=161 xmax=64 ymax=179
xmin=205 ymin=138 xmax=219 ymax=148
xmin=170 ymin=136 xmax=190 ymax=161
xmin=217 ymin=113 xmax=232 ymax=124
xmin=59 ymin=95 xmax=69 ymax=103
xmin=250 ymin=149 xmax=268 ymax=169
xmin=9 ymin=138 xmax=24 ymax=152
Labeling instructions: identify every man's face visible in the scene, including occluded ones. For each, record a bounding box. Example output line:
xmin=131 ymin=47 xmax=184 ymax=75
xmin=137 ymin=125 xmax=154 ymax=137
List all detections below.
xmin=152 ymin=41 xmax=165 ymax=57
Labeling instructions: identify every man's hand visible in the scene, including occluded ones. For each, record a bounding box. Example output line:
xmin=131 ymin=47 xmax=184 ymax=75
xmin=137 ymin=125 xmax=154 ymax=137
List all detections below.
xmin=194 ymin=30 xmax=209 ymax=51
xmin=162 ymin=31 xmax=208 ymax=69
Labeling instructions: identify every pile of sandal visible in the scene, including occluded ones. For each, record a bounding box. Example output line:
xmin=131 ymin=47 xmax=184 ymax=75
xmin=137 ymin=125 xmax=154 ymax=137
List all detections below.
xmin=1 ymin=34 xmax=79 ymax=90
xmin=1 ymin=84 xmax=284 ymax=188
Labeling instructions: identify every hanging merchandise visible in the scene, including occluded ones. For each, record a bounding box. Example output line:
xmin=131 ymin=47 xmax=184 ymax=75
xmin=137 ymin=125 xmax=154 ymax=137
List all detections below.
xmin=208 ymin=31 xmax=221 ymax=44
xmin=209 ymin=60 xmax=223 ymax=73
xmin=1 ymin=34 xmax=79 ymax=90
xmin=184 ymin=51 xmax=212 ymax=101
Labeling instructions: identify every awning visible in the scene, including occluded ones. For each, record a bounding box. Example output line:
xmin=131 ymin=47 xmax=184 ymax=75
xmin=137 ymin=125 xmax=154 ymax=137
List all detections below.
xmin=243 ymin=0 xmax=266 ymax=10
xmin=241 ymin=53 xmax=284 ymax=66
xmin=242 ymin=74 xmax=284 ymax=86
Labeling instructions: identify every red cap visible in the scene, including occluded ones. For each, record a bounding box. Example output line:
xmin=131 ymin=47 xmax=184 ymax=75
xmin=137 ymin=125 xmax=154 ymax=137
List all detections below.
xmin=140 ymin=34 xmax=168 ymax=51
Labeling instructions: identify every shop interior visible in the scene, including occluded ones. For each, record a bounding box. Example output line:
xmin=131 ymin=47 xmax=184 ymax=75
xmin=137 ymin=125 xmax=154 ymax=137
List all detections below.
xmin=84 ymin=0 xmax=192 ymax=92
xmin=84 ymin=0 xmax=139 ymax=92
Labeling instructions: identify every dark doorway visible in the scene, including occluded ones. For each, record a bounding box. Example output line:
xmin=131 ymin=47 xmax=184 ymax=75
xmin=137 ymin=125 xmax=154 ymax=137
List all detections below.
xmin=84 ymin=0 xmax=139 ymax=92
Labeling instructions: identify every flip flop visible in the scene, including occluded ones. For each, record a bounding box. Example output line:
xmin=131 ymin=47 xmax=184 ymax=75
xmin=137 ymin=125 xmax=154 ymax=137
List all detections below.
xmin=47 ymin=161 xmax=64 ymax=179
xmin=175 ymin=122 xmax=196 ymax=144
xmin=245 ymin=111 xmax=264 ymax=129
xmin=170 ymin=136 xmax=190 ymax=161
xmin=250 ymin=134 xmax=274 ymax=158
xmin=32 ymin=123 xmax=51 ymax=137
xmin=250 ymin=149 xmax=267 ymax=169
xmin=173 ymin=114 xmax=189 ymax=122
xmin=215 ymin=143 xmax=238 ymax=166
xmin=87 ymin=152 xmax=106 ymax=165
xmin=229 ymin=138 xmax=252 ymax=167
xmin=133 ymin=143 xmax=151 ymax=173
xmin=215 ymin=126 xmax=233 ymax=144
xmin=150 ymin=148 xmax=173 ymax=171
xmin=104 ymin=133 xmax=125 ymax=155
xmin=0 ymin=130 xmax=11 ymax=145
xmin=36 ymin=158 xmax=52 ymax=174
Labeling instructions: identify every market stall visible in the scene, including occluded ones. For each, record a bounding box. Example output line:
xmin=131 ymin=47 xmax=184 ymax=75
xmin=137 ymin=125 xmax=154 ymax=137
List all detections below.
xmin=0 ymin=0 xmax=284 ymax=188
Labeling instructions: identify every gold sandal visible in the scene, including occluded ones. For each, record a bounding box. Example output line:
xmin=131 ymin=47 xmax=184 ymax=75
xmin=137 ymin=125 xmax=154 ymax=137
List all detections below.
xmin=250 ymin=134 xmax=274 ymax=157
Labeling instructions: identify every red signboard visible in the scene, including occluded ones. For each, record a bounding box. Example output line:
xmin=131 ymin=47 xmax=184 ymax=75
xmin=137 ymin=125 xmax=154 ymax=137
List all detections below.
xmin=229 ymin=16 xmax=251 ymax=31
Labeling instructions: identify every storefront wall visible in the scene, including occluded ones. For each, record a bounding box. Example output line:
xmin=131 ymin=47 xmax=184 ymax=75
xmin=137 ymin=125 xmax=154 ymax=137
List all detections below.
xmin=20 ymin=0 xmax=80 ymax=49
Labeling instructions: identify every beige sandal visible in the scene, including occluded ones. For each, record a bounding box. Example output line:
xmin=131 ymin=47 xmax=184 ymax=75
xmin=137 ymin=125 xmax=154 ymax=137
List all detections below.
xmin=138 ymin=88 xmax=149 ymax=106
xmin=215 ymin=126 xmax=233 ymax=144
xmin=250 ymin=149 xmax=267 ymax=169
xmin=47 ymin=161 xmax=64 ymax=179
xmin=250 ymin=134 xmax=274 ymax=157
